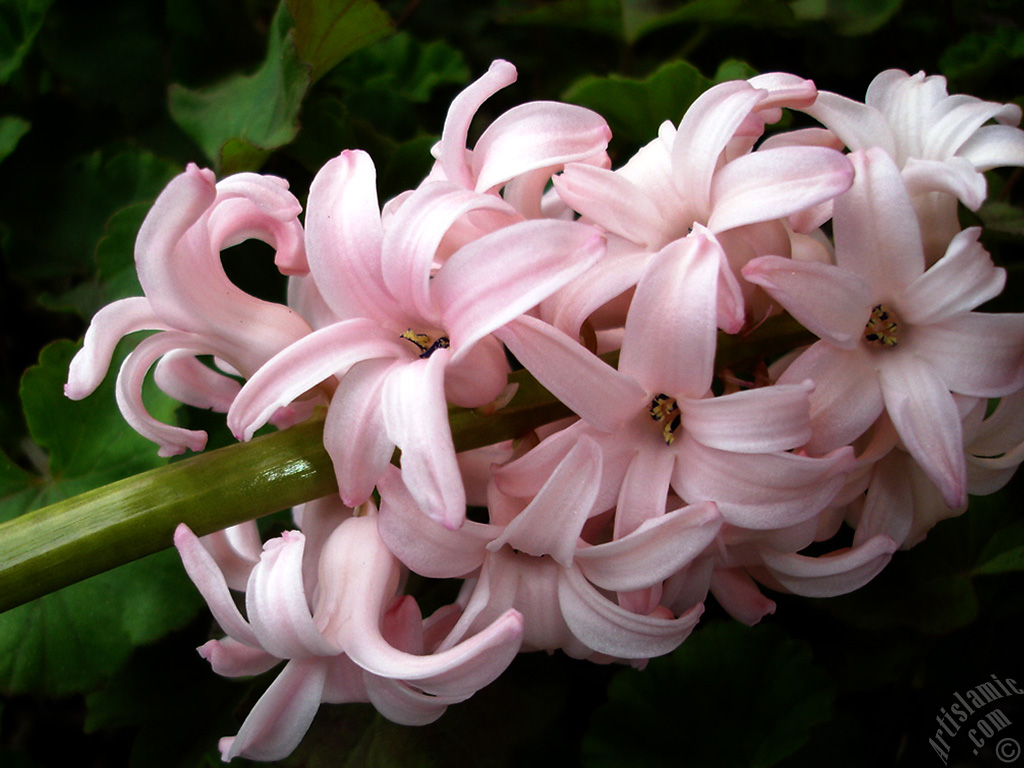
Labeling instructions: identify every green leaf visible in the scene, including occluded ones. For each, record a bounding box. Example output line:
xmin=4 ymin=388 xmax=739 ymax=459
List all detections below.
xmin=168 ymin=2 xmax=311 ymax=173
xmin=286 ymin=0 xmax=393 ymax=83
xmin=563 ymin=59 xmax=753 ymax=150
xmin=0 ymin=0 xmax=53 ymax=83
xmin=0 ymin=116 xmax=29 ymax=164
xmin=0 ymin=340 xmax=200 ymax=697
xmin=790 ymin=0 xmax=903 ymax=35
xmin=977 ymin=200 xmax=1024 ymax=241
xmin=5 ymin=148 xmax=179 ymax=285
xmin=940 ymin=26 xmax=1024 ymax=87
xmin=583 ymin=621 xmax=834 ymax=768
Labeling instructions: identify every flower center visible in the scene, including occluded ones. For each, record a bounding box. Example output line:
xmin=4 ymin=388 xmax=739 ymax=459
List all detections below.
xmin=400 ymin=329 xmax=451 ymax=358
xmin=863 ymin=304 xmax=900 ymax=348
xmin=649 ymin=394 xmax=681 ymax=445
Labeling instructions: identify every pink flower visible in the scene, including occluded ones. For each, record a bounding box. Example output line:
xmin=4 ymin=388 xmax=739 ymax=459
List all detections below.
xmin=228 ymin=150 xmax=605 ymax=529
xmin=65 ymin=164 xmax=313 ymax=456
xmin=743 ymin=147 xmax=1024 ymax=508
xmin=377 ymin=439 xmax=715 ymax=661
xmin=174 ymin=510 xmax=523 ymax=762
xmin=547 ymin=75 xmax=854 ymax=335
xmin=497 ymin=228 xmax=854 ymax=533
xmin=803 ymin=69 xmax=1024 ymax=258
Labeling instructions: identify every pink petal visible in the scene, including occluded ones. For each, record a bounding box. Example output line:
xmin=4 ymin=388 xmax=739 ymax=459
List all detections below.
xmin=305 ymin=150 xmax=396 ymax=323
xmin=435 ymin=220 xmax=605 ymax=362
xmin=323 ymin=358 xmax=399 ymax=508
xmin=559 ymin=568 xmax=704 ymax=659
xmin=878 ymin=352 xmax=967 ymax=508
xmin=680 ymin=381 xmax=814 ymax=454
xmin=612 ymin=446 xmax=676 ymax=539
xmin=900 ymin=228 xmax=1005 ymax=324
xmin=495 ymin=315 xmax=647 ymax=432
xmin=220 ymin=658 xmax=328 ymax=762
xmin=472 ymin=102 xmax=612 ymax=194
xmin=381 ymin=350 xmax=466 ymax=529
xmin=620 ymin=230 xmax=721 ymax=397
xmin=958 ymin=124 xmax=1024 ymax=171
xmin=378 ymin=465 xmax=491 ymax=578
xmin=901 ymin=157 xmax=986 ymax=210
xmin=709 ymin=568 xmax=776 ymax=626
xmin=671 ymin=81 xmax=767 ymax=218
xmin=742 ymin=256 xmax=874 ymax=348
xmin=708 ymin=146 xmax=854 ymax=234
xmin=65 ymin=297 xmax=167 ymax=400
xmin=246 ymin=532 xmax=340 ymax=659
xmin=316 ymin=518 xmax=523 ymax=695
xmin=487 ymin=435 xmax=602 ymax=567
xmin=228 ymin=318 xmax=405 ymax=441
xmin=577 ymin=502 xmax=721 ymax=591
xmin=552 ymin=163 xmax=666 ymax=246
xmin=381 ymin=181 xmax=521 ymax=322
xmin=833 ymin=148 xmax=925 ymax=293
xmin=115 ymin=331 xmax=211 ymax=456
xmin=778 ymin=342 xmax=885 ymax=454
xmin=910 ymin=313 xmax=1024 ymax=397
xmin=199 ymin=637 xmax=279 ymax=677
xmin=758 ymin=534 xmax=898 ymax=597
xmin=173 ymin=523 xmax=259 ymax=647
xmin=434 ymin=60 xmax=518 ymax=189
xmin=803 ymin=91 xmax=898 ymax=157
xmin=671 ymin=438 xmax=854 ymax=529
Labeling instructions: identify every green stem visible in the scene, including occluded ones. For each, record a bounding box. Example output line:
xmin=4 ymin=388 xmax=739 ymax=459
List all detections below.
xmin=0 ymin=316 xmax=812 ymax=612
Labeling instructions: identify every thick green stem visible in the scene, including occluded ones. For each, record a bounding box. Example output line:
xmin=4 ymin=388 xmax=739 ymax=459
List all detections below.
xmin=0 ymin=316 xmax=812 ymax=612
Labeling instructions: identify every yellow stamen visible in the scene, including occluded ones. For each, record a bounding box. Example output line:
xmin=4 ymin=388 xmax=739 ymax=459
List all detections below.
xmin=864 ymin=304 xmax=900 ymax=347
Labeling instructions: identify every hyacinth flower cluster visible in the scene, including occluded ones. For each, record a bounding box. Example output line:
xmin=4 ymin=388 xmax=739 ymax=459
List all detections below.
xmin=65 ymin=61 xmax=1024 ymax=762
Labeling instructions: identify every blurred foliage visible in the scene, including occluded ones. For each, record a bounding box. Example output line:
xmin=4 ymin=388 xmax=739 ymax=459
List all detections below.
xmin=0 ymin=0 xmax=1023 ymax=765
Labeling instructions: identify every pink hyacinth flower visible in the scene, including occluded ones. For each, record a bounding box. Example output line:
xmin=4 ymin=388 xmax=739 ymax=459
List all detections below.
xmin=743 ymin=147 xmax=1024 ymax=509
xmin=228 ymin=150 xmax=605 ymax=529
xmin=65 ymin=164 xmax=313 ymax=456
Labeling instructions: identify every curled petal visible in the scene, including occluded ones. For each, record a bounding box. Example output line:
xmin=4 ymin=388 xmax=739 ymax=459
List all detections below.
xmin=576 ymin=502 xmax=721 ymax=592
xmin=911 ymin=313 xmax=1024 ymax=398
xmin=228 ymin=318 xmax=405 ymax=441
xmin=472 ymin=102 xmax=612 ymax=194
xmin=382 ymin=350 xmax=466 ymax=529
xmin=552 ymin=163 xmax=666 ymax=246
xmin=174 ymin=524 xmax=259 ymax=647
xmin=758 ymin=534 xmax=898 ymax=597
xmin=246 ymin=532 xmax=340 ymax=659
xmin=958 ymin=124 xmax=1024 ymax=171
xmin=900 ymin=228 xmax=1005 ymax=325
xmin=220 ymin=658 xmax=328 ymax=763
xmin=709 ymin=568 xmax=776 ymax=626
xmin=434 ymin=60 xmax=518 ymax=189
xmin=559 ymin=567 xmax=704 ymax=659
xmin=199 ymin=637 xmax=279 ymax=678
xmin=901 ymin=157 xmax=986 ymax=210
xmin=496 ymin=315 xmax=647 ymax=432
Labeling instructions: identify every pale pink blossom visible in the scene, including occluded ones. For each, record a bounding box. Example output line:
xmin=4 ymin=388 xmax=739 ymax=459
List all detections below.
xmin=547 ymin=76 xmax=854 ymax=335
xmin=228 ymin=150 xmax=605 ymax=529
xmin=65 ymin=164 xmax=313 ymax=456
xmin=174 ymin=510 xmax=523 ymax=762
xmin=803 ymin=69 xmax=1024 ymax=258
xmin=743 ymin=147 xmax=1024 ymax=509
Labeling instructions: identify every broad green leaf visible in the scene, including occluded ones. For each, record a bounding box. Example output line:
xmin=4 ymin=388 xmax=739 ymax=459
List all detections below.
xmin=583 ymin=621 xmax=834 ymax=768
xmin=504 ymin=0 xmax=794 ymax=43
xmin=977 ymin=200 xmax=1024 ymax=241
xmin=39 ymin=202 xmax=148 ymax=319
xmin=0 ymin=340 xmax=200 ymax=697
xmin=563 ymin=59 xmax=753 ymax=150
xmin=790 ymin=0 xmax=903 ymax=35
xmin=939 ymin=26 xmax=1024 ymax=87
xmin=0 ymin=116 xmax=29 ymax=164
xmin=5 ymin=148 xmax=179 ymax=284
xmin=286 ymin=0 xmax=393 ymax=82
xmin=0 ymin=0 xmax=52 ymax=83
xmin=168 ymin=2 xmax=311 ymax=174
